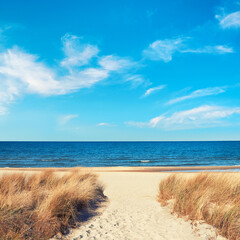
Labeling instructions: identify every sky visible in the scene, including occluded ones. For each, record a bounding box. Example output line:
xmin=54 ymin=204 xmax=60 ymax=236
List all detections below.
xmin=0 ymin=0 xmax=240 ymax=141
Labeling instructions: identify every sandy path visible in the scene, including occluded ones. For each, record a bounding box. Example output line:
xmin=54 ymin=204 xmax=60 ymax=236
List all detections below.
xmin=62 ymin=172 xmax=226 ymax=240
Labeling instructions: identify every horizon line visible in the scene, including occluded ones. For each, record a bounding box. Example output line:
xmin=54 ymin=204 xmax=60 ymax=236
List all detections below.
xmin=0 ymin=140 xmax=240 ymax=142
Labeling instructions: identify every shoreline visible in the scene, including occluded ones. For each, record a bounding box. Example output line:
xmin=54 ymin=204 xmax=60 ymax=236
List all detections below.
xmin=0 ymin=165 xmax=240 ymax=172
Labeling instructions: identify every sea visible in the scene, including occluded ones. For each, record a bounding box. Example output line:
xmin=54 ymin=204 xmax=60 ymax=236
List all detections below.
xmin=0 ymin=141 xmax=240 ymax=168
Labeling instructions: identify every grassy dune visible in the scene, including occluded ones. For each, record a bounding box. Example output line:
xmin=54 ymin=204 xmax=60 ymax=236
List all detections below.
xmin=158 ymin=173 xmax=240 ymax=240
xmin=0 ymin=169 xmax=105 ymax=240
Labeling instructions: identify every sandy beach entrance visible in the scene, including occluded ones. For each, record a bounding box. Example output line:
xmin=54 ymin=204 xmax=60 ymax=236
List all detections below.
xmin=63 ymin=172 xmax=226 ymax=240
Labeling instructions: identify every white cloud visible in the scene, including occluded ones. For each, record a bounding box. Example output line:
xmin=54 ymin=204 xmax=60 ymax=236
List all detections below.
xmin=59 ymin=114 xmax=78 ymax=125
xmin=61 ymin=34 xmax=99 ymax=68
xmin=0 ymin=47 xmax=109 ymax=112
xmin=143 ymin=38 xmax=233 ymax=62
xmin=182 ymin=45 xmax=233 ymax=54
xmin=126 ymin=105 xmax=240 ymax=130
xmin=96 ymin=122 xmax=117 ymax=127
xmin=0 ymin=34 xmax=141 ymax=115
xmin=214 ymin=45 xmax=233 ymax=53
xmin=144 ymin=85 xmax=166 ymax=97
xmin=0 ymin=105 xmax=7 ymax=115
xmin=125 ymin=74 xmax=145 ymax=87
xmin=98 ymin=55 xmax=136 ymax=71
xmin=143 ymin=38 xmax=184 ymax=62
xmin=0 ymin=48 xmax=60 ymax=96
xmin=168 ymin=86 xmax=226 ymax=104
xmin=61 ymin=67 xmax=109 ymax=91
xmin=216 ymin=11 xmax=240 ymax=29
xmin=97 ymin=122 xmax=110 ymax=126
xmin=123 ymin=74 xmax=147 ymax=88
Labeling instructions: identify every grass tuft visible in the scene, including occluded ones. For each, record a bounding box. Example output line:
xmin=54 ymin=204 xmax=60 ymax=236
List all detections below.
xmin=0 ymin=169 xmax=105 ymax=239
xmin=158 ymin=173 xmax=240 ymax=240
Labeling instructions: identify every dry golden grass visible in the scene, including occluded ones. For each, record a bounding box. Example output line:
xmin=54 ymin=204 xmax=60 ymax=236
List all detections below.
xmin=158 ymin=173 xmax=240 ymax=240
xmin=0 ymin=169 xmax=105 ymax=240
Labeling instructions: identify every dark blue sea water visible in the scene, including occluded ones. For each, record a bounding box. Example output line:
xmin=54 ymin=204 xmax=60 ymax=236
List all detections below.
xmin=0 ymin=141 xmax=240 ymax=168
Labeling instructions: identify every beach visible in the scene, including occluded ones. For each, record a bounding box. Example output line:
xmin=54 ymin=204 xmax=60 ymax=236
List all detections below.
xmin=60 ymin=170 xmax=227 ymax=240
xmin=1 ymin=0 xmax=240 ymax=238
xmin=0 ymin=167 xmax=232 ymax=240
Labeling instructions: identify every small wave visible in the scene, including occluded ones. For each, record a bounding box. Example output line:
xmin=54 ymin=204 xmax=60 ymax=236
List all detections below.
xmin=140 ymin=160 xmax=150 ymax=163
xmin=41 ymin=160 xmax=54 ymax=162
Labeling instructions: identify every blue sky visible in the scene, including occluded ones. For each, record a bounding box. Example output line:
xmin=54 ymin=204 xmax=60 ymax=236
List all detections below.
xmin=0 ymin=0 xmax=240 ymax=141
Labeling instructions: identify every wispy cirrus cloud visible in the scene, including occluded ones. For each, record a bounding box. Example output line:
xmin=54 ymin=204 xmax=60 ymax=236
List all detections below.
xmin=96 ymin=122 xmax=113 ymax=127
xmin=142 ymin=38 xmax=185 ymax=62
xmin=181 ymin=45 xmax=233 ymax=54
xmin=143 ymin=37 xmax=233 ymax=62
xmin=0 ymin=34 xmax=142 ymax=115
xmin=216 ymin=11 xmax=240 ymax=29
xmin=97 ymin=122 xmax=109 ymax=126
xmin=61 ymin=34 xmax=99 ymax=68
xmin=143 ymin=85 xmax=166 ymax=97
xmin=98 ymin=55 xmax=137 ymax=71
xmin=167 ymin=86 xmax=226 ymax=104
xmin=0 ymin=105 xmax=7 ymax=115
xmin=59 ymin=114 xmax=78 ymax=125
xmin=96 ymin=122 xmax=118 ymax=127
xmin=125 ymin=74 xmax=144 ymax=87
xmin=126 ymin=105 xmax=240 ymax=130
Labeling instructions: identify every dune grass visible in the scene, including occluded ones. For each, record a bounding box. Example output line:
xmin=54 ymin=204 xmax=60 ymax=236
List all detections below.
xmin=158 ymin=173 xmax=240 ymax=240
xmin=0 ymin=169 xmax=105 ymax=240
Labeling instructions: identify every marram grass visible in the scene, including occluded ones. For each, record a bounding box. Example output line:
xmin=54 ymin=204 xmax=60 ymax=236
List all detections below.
xmin=158 ymin=173 xmax=240 ymax=240
xmin=0 ymin=169 xmax=105 ymax=240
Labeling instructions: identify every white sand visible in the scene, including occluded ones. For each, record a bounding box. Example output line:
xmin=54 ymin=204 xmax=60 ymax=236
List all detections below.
xmin=63 ymin=172 xmax=227 ymax=240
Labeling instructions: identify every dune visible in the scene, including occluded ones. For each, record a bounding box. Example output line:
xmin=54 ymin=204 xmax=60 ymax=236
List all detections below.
xmin=0 ymin=167 xmax=233 ymax=239
xmin=63 ymin=171 xmax=227 ymax=240
xmin=158 ymin=173 xmax=240 ymax=240
xmin=0 ymin=169 xmax=105 ymax=240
